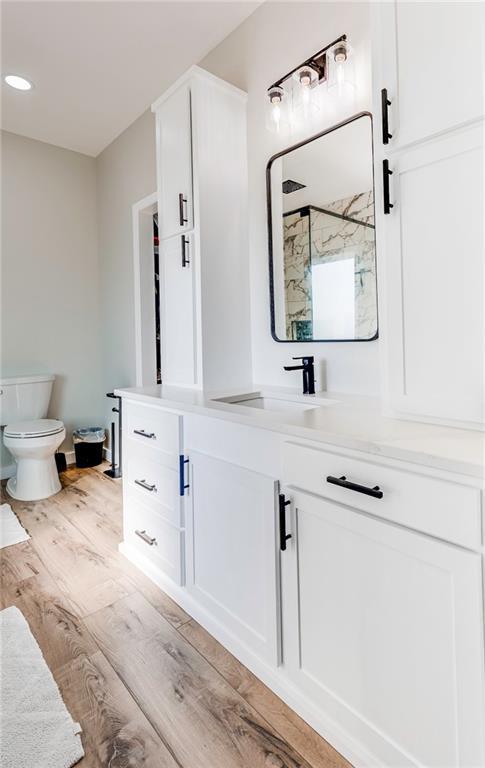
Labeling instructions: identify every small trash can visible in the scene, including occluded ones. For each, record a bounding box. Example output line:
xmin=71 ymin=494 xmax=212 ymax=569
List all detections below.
xmin=73 ymin=427 xmax=106 ymax=468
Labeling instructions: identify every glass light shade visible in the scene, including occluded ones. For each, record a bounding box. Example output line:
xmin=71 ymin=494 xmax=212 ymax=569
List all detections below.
xmin=327 ymin=40 xmax=356 ymax=104
xmin=287 ymin=69 xmax=321 ymax=131
xmin=266 ymin=85 xmax=290 ymax=134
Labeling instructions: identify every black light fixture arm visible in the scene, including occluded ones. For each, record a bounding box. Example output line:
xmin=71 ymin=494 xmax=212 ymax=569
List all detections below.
xmin=268 ymin=34 xmax=347 ymax=90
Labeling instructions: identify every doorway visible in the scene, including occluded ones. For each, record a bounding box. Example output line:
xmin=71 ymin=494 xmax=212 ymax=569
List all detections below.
xmin=132 ymin=192 xmax=160 ymax=386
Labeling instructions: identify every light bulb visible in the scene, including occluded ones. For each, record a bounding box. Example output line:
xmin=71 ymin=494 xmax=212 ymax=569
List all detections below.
xmin=271 ymin=102 xmax=281 ymax=127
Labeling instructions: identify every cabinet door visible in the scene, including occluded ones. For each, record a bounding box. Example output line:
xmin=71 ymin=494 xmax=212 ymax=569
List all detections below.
xmin=375 ymin=2 xmax=484 ymax=149
xmin=156 ymin=83 xmax=193 ymax=239
xmin=159 ymin=233 xmax=198 ymax=387
xmin=381 ymin=123 xmax=483 ymax=424
xmin=186 ymin=451 xmax=280 ymax=665
xmin=281 ymin=488 xmax=485 ymax=767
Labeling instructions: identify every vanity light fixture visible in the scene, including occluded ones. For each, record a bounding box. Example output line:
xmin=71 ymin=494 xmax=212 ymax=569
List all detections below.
xmin=3 ymin=74 xmax=33 ymax=91
xmin=266 ymin=34 xmax=348 ymax=133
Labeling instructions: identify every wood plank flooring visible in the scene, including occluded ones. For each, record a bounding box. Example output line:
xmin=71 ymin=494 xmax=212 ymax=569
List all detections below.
xmin=1 ymin=464 xmax=352 ymax=768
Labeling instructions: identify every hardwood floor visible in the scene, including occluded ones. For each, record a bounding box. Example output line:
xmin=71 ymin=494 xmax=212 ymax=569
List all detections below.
xmin=1 ymin=465 xmax=352 ymax=768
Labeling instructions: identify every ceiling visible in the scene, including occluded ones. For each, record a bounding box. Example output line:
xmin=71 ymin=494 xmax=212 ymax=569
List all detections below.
xmin=1 ymin=1 xmax=260 ymax=156
xmin=281 ymin=116 xmax=374 ymax=212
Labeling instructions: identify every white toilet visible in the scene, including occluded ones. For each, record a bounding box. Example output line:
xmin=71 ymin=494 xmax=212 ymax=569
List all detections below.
xmin=1 ymin=375 xmax=66 ymax=501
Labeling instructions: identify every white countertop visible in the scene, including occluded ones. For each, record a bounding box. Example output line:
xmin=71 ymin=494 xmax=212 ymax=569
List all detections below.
xmin=114 ymin=384 xmax=485 ymax=480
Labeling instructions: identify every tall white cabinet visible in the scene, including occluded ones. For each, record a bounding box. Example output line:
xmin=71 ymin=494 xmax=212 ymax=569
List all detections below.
xmin=373 ymin=2 xmax=484 ymax=426
xmin=152 ymin=67 xmax=252 ymax=391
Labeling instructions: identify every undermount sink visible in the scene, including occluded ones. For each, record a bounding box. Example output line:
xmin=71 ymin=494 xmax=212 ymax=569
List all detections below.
xmin=234 ymin=396 xmax=316 ymax=412
xmin=213 ymin=392 xmax=338 ymax=414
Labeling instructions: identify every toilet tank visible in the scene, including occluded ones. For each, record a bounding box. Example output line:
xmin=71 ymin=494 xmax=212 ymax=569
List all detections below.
xmin=0 ymin=375 xmax=55 ymax=426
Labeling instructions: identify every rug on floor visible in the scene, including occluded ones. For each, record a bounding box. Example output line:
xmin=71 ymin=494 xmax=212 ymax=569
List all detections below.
xmin=0 ymin=503 xmax=30 ymax=550
xmin=0 ymin=605 xmax=85 ymax=768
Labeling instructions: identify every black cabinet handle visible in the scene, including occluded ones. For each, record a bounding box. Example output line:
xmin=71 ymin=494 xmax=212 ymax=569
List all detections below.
xmin=279 ymin=493 xmax=292 ymax=551
xmin=383 ymin=159 xmax=394 ymax=215
xmin=134 ymin=479 xmax=156 ymax=492
xmin=181 ymin=235 xmax=190 ymax=267
xmin=133 ymin=429 xmax=155 ymax=439
xmin=381 ymin=88 xmax=392 ymax=145
xmin=326 ymin=475 xmax=383 ymax=499
xmin=178 ymin=193 xmax=188 ymax=226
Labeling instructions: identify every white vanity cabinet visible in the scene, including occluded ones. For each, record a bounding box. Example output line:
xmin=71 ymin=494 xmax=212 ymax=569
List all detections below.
xmin=121 ymin=399 xmax=187 ymax=585
xmin=159 ymin=232 xmax=197 ymax=387
xmin=281 ymin=486 xmax=485 ymax=768
xmin=151 ymin=67 xmax=252 ymax=391
xmin=374 ymin=2 xmax=485 ymax=149
xmin=118 ymin=396 xmax=485 ymax=768
xmin=155 ymin=82 xmax=193 ymax=240
xmin=186 ymin=450 xmax=281 ymax=665
xmin=373 ymin=2 xmax=484 ymax=426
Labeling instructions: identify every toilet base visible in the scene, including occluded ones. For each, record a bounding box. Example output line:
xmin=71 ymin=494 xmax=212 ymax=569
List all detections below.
xmin=6 ymin=456 xmax=62 ymax=501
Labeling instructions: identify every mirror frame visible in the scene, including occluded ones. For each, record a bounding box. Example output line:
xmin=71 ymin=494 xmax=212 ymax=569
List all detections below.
xmin=266 ymin=111 xmax=378 ymax=343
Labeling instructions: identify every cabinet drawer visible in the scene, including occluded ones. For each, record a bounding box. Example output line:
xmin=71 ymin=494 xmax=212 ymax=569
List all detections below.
xmin=124 ymin=491 xmax=184 ymax=585
xmin=125 ymin=447 xmax=182 ymax=527
xmin=283 ymin=442 xmax=481 ymax=549
xmin=124 ymin=401 xmax=181 ymax=465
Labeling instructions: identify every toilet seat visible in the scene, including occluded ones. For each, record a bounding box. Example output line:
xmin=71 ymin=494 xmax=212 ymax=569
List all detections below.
xmin=4 ymin=419 xmax=64 ymax=439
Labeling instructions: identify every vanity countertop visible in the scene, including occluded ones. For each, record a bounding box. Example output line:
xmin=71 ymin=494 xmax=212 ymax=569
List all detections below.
xmin=114 ymin=384 xmax=484 ymax=480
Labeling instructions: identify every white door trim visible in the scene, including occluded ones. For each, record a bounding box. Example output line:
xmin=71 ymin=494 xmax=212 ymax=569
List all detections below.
xmin=132 ymin=192 xmax=158 ymax=387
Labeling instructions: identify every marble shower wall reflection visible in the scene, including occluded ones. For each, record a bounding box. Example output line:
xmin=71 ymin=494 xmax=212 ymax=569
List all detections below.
xmin=283 ymin=190 xmax=377 ymax=340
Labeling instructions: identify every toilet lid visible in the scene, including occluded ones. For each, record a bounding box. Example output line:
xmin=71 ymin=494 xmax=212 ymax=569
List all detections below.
xmin=4 ymin=419 xmax=64 ymax=438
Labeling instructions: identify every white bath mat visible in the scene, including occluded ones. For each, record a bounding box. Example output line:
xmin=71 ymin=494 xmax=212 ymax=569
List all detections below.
xmin=0 ymin=605 xmax=84 ymax=768
xmin=0 ymin=503 xmax=30 ymax=550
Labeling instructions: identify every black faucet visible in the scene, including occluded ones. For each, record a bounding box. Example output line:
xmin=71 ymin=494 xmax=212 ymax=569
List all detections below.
xmin=283 ymin=356 xmax=315 ymax=395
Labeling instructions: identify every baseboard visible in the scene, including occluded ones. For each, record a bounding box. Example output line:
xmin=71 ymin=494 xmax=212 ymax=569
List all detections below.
xmin=2 ymin=447 xmax=112 ymax=478
xmin=118 ymin=541 xmax=382 ymax=768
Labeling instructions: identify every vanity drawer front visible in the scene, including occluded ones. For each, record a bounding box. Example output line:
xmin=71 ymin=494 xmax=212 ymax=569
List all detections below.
xmin=124 ymin=401 xmax=181 ymax=462
xmin=125 ymin=448 xmax=182 ymax=528
xmin=283 ymin=442 xmax=481 ymax=549
xmin=124 ymin=491 xmax=184 ymax=585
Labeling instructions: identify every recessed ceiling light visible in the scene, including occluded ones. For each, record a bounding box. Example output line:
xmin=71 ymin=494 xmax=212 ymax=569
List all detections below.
xmin=3 ymin=74 xmax=33 ymax=91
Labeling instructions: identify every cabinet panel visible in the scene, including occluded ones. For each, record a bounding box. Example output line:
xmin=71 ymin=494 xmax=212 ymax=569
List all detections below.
xmin=123 ymin=489 xmax=184 ymax=585
xmin=383 ymin=125 xmax=483 ymax=424
xmin=125 ymin=449 xmax=182 ymax=528
xmin=123 ymin=401 xmax=182 ymax=465
xmin=156 ymin=83 xmax=193 ymax=239
xmin=160 ymin=233 xmax=198 ymax=387
xmin=282 ymin=441 xmax=481 ymax=549
xmin=376 ymin=2 xmax=484 ymax=149
xmin=187 ymin=450 xmax=280 ymax=665
xmin=281 ymin=488 xmax=485 ymax=767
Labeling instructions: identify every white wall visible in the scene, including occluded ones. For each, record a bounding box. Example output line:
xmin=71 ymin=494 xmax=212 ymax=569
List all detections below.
xmin=1 ymin=130 xmax=104 ymax=463
xmin=200 ymin=1 xmax=380 ymax=394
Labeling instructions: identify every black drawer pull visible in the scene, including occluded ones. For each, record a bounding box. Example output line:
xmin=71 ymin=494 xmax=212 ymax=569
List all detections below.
xmin=181 ymin=235 xmax=190 ymax=267
xmin=381 ymin=88 xmax=392 ymax=144
xmin=135 ymin=529 xmax=157 ymax=546
xmin=326 ymin=475 xmax=383 ymax=499
xmin=135 ymin=479 xmax=156 ymax=492
xmin=278 ymin=493 xmax=292 ymax=551
xmin=178 ymin=193 xmax=188 ymax=226
xmin=383 ymin=159 xmax=394 ymax=215
xmin=133 ymin=429 xmax=155 ymax=439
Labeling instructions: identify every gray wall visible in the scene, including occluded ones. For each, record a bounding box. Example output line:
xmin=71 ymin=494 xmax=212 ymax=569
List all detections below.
xmin=1 ymin=130 xmax=103 ymax=460
xmin=96 ymin=109 xmax=156 ymax=396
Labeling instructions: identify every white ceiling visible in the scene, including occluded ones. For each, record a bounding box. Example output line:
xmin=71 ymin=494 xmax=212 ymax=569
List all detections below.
xmin=1 ymin=1 xmax=260 ymax=156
